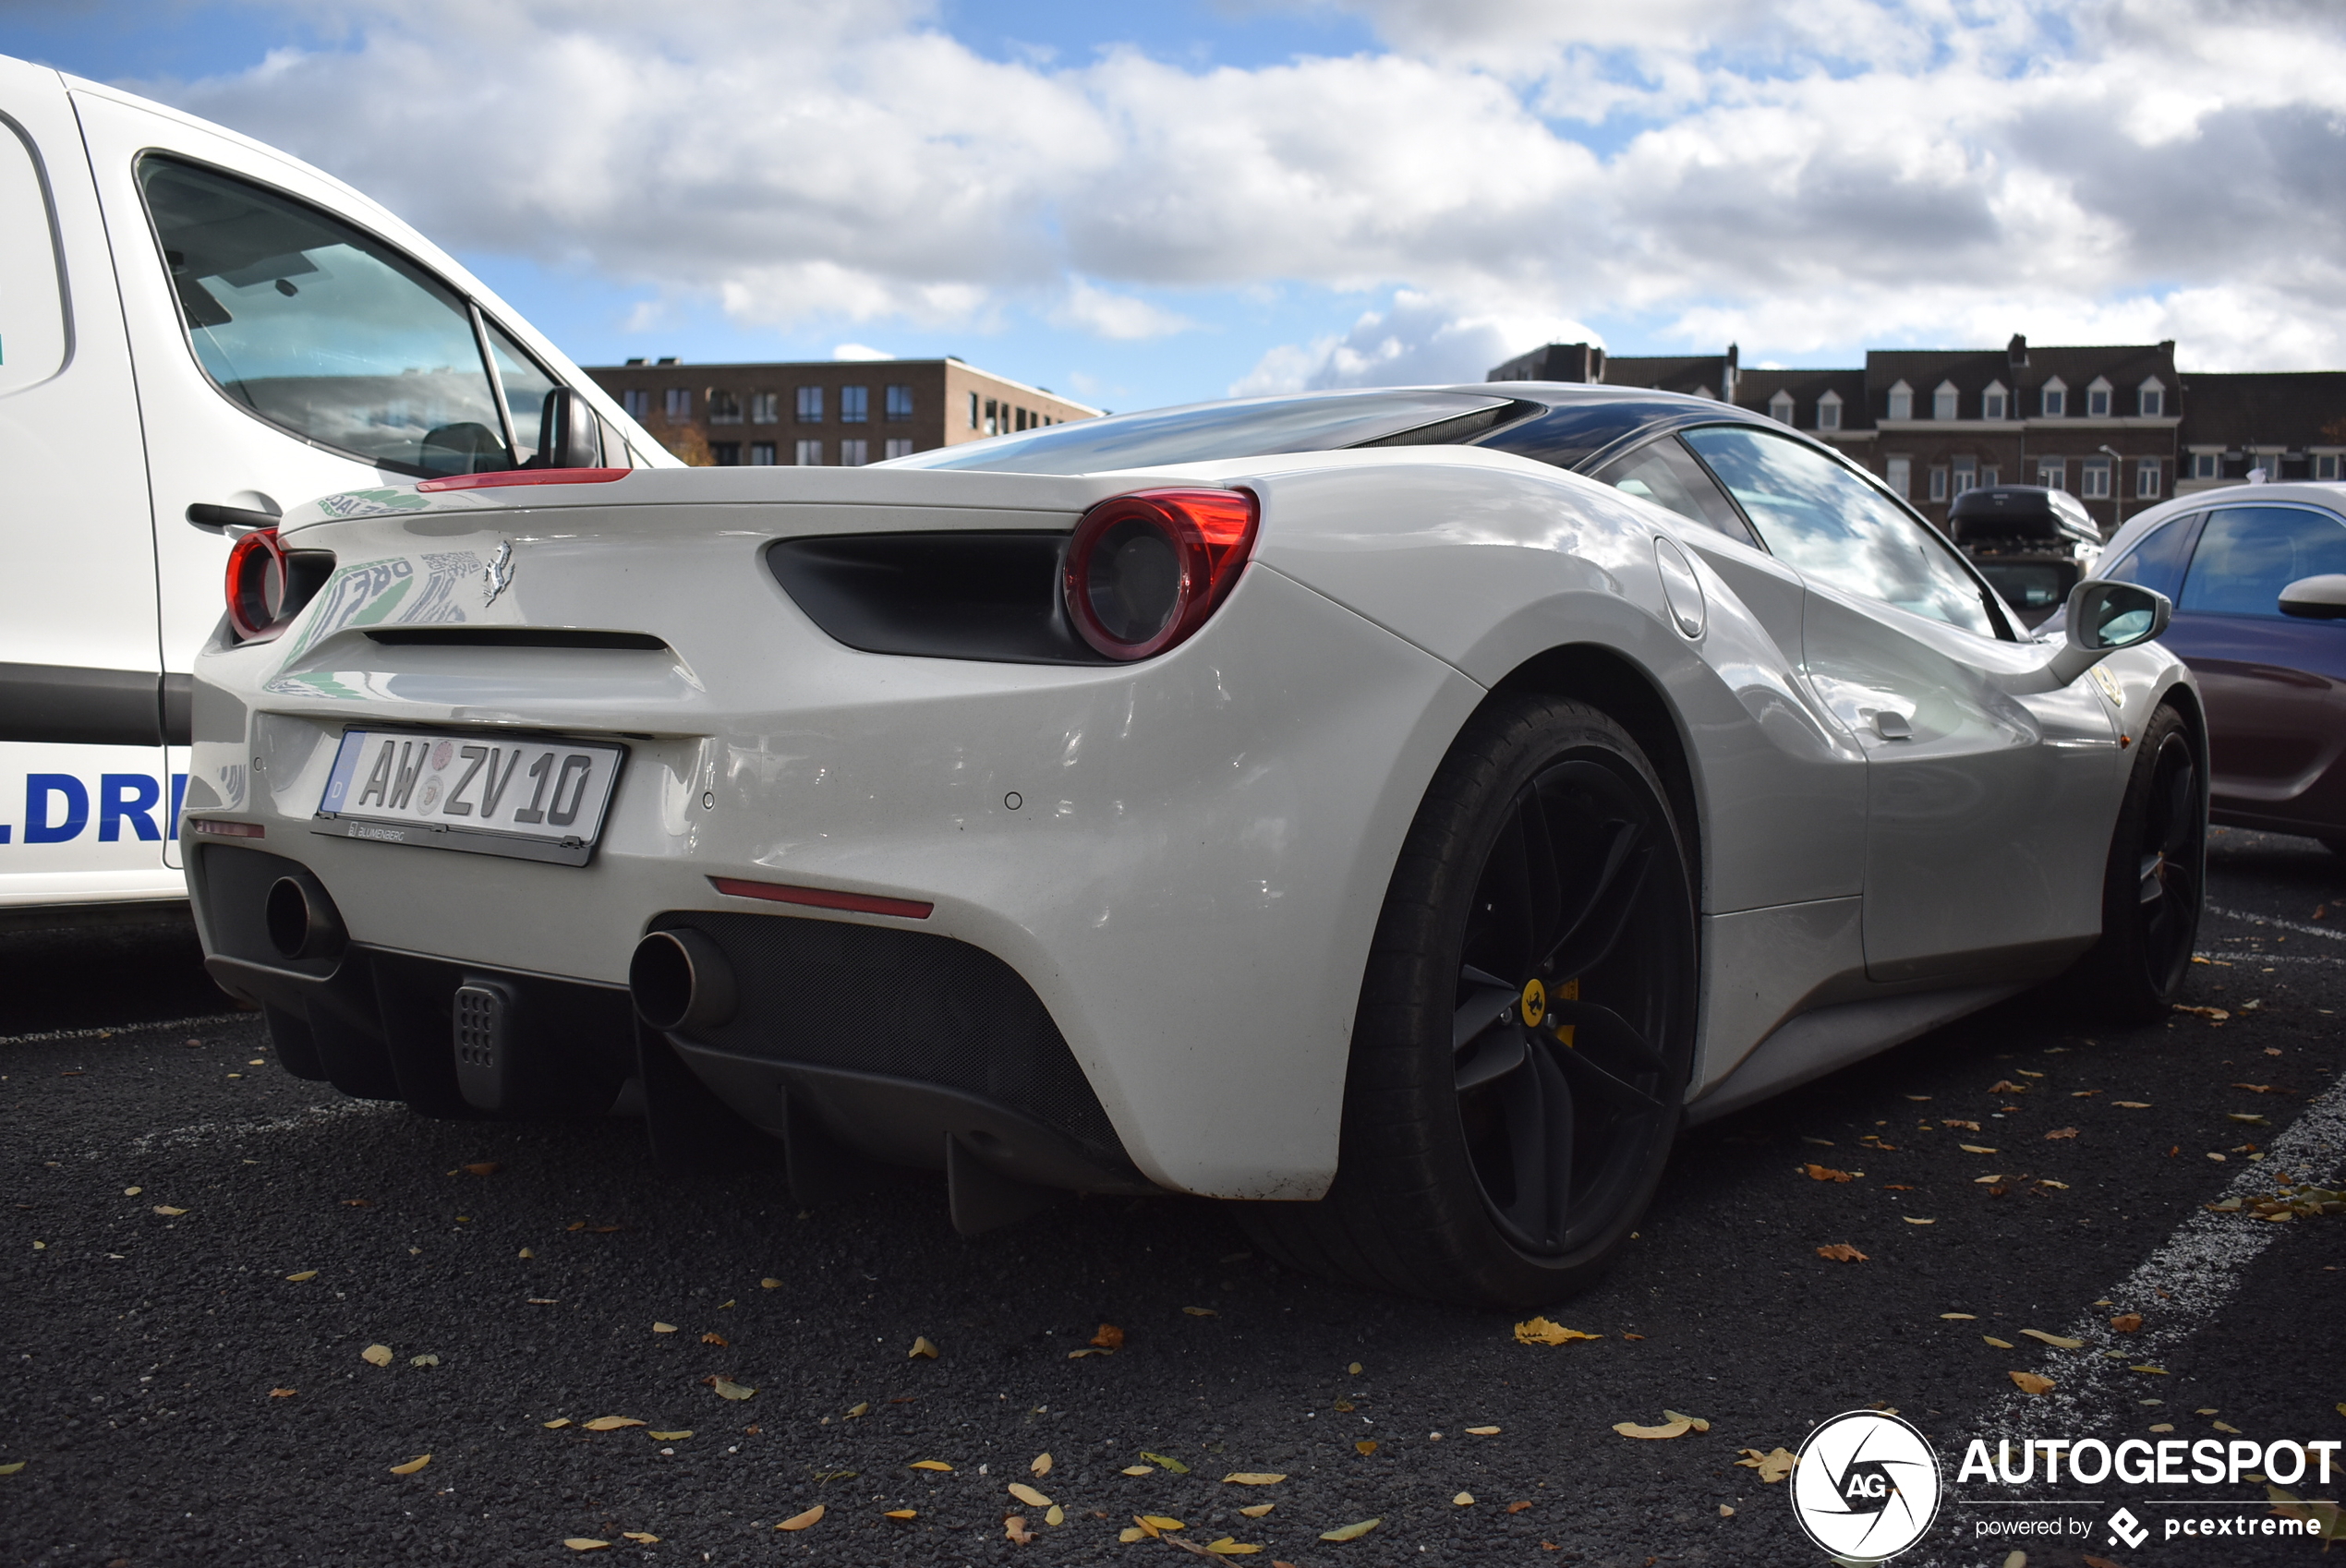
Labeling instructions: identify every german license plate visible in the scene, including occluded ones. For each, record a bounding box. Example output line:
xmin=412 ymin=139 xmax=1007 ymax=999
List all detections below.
xmin=313 ymin=730 xmax=625 ymax=866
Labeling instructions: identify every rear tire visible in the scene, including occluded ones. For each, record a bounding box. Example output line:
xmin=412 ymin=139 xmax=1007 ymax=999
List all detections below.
xmin=1236 ymin=696 xmax=1698 ymax=1308
xmin=2066 ymin=703 xmax=2205 ymax=1022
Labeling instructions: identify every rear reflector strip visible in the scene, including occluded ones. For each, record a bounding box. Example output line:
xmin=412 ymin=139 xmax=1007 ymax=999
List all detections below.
xmin=188 ymin=819 xmax=265 ymax=838
xmin=707 ymin=875 xmax=932 ymax=920
xmin=416 ymin=467 xmax=632 ymax=493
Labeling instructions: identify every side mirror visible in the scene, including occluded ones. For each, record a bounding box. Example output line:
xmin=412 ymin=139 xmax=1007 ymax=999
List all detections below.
xmin=538 ymin=386 xmax=603 ymax=469
xmin=2047 ymin=579 xmax=2171 ymax=686
xmin=2279 ymin=573 xmax=2346 ymax=621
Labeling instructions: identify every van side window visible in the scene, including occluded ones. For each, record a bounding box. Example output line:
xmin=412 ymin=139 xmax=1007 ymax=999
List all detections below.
xmin=136 ymin=155 xmax=527 ymax=477
xmin=0 ymin=119 xmax=67 ymax=395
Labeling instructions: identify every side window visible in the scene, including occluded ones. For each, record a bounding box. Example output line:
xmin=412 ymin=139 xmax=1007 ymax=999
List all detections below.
xmin=1589 ymin=437 xmax=1759 ymax=548
xmin=2180 ymin=506 xmax=2346 ymax=618
xmin=482 ymin=319 xmax=559 ymax=466
xmin=137 ymin=155 xmax=537 ymax=476
xmin=0 ymin=117 xmax=67 ymax=396
xmin=2098 ymin=514 xmax=2201 ymax=600
xmin=1682 ymin=425 xmax=1999 ymax=637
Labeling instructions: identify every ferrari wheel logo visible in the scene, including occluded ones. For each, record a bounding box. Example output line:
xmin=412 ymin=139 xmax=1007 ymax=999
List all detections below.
xmin=1519 ymin=977 xmax=1547 ymax=1028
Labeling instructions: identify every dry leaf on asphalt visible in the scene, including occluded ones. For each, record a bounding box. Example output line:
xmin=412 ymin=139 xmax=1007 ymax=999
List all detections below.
xmin=2115 ymin=1101 xmax=2151 ymax=1108
xmin=760 ymin=1277 xmax=782 ymax=1289
xmin=1941 ymin=1313 xmax=1977 ymax=1321
xmin=1137 ymin=1514 xmax=1186 ymax=1532
xmin=388 ymin=1454 xmax=431 ymax=1476
xmin=1984 ymin=1335 xmax=2015 ymax=1348
xmin=909 ymin=1336 xmax=939 ymax=1359
xmin=2045 ymin=1128 xmax=2080 ymax=1140
xmin=1009 ymin=1482 xmax=1053 ymax=1508
xmin=1142 ymin=1451 xmax=1191 ymax=1474
xmin=1960 ymin=1144 xmax=2000 ymax=1154
xmin=1027 ymin=1452 xmax=1051 ymax=1477
xmin=1465 ymin=1425 xmax=1501 ymax=1435
xmin=1452 ymin=1492 xmax=1475 ymax=1506
xmin=884 ymin=1509 xmax=916 ymax=1519
xmin=1735 ymin=1447 xmax=1798 ymax=1483
xmin=1513 ymin=1317 xmax=1600 ymax=1345
xmin=1004 ymin=1514 xmax=1034 ymax=1545
xmin=2021 ymin=1330 xmax=2085 ymax=1349
xmin=269 ymin=1387 xmax=296 ymax=1399
xmin=1663 ymin=1410 xmax=1712 ymax=1431
xmin=707 ymin=1378 xmax=755 ymax=1401
xmin=1119 ymin=1527 xmax=1147 ymax=1543
xmin=1046 ymin=1505 xmax=1064 ymax=1526
xmin=1320 ymin=1518 xmax=1382 ymax=1541
xmin=1988 ymin=1080 xmax=2030 ymax=1094
xmin=1224 ymin=1473 xmax=1286 ymax=1485
xmin=2010 ymin=1371 xmax=2056 ymax=1395
xmin=1719 ymin=1504 xmax=1735 ymax=1516
xmin=1904 ymin=1217 xmax=1936 ymax=1225
xmin=910 ymin=1460 xmax=953 ymax=1472
xmin=562 ymin=1540 xmax=608 ymax=1551
xmin=1355 ymin=1440 xmax=1378 ymax=1455
xmin=153 ymin=1205 xmax=187 ymax=1216
xmin=1816 ymin=1244 xmax=1868 ymax=1262
xmin=408 ymin=1354 xmax=439 ymax=1368
xmin=621 ymin=1533 xmax=658 ymax=1544
xmin=1614 ymin=1417 xmax=1695 ymax=1440
xmin=1804 ymin=1164 xmax=1854 ymax=1182
xmin=2267 ymin=1486 xmax=2346 ymax=1546
xmin=648 ymin=1430 xmax=693 ymax=1441
xmin=776 ymin=1505 xmax=824 ymax=1531
xmin=584 ymin=1417 xmax=645 ymax=1431
xmin=1067 ymin=1348 xmax=1111 ymax=1359
xmin=1506 ymin=1501 xmax=1535 ymax=1514
xmin=1121 ymin=1465 xmax=1155 ymax=1476
xmin=2111 ymin=1313 xmax=2144 ymax=1333
xmin=1239 ymin=1503 xmax=1275 ymax=1517
xmin=1203 ymin=1538 xmax=1261 ymax=1556
xmin=284 ymin=1270 xmax=318 ymax=1282
xmin=652 ymin=1322 xmax=677 ymax=1334
xmin=1184 ymin=1307 xmax=1218 ymax=1317
xmin=1091 ymin=1324 xmax=1126 ymax=1351
xmin=542 ymin=1418 xmax=571 ymax=1429
xmin=360 ymin=1345 xmax=393 ymax=1367
xmin=464 ymin=1162 xmax=499 ymax=1176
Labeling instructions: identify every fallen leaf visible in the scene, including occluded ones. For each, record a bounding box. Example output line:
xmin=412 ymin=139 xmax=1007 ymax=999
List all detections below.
xmin=1719 ymin=1503 xmax=1735 ymax=1516
xmin=1004 ymin=1514 xmax=1034 ymax=1545
xmin=1735 ymin=1447 xmax=1799 ymax=1483
xmin=2111 ymin=1313 xmax=2144 ymax=1333
xmin=775 ymin=1504 xmax=823 ymax=1531
xmin=1804 ymin=1164 xmax=1854 ymax=1182
xmin=464 ymin=1162 xmax=499 ymax=1176
xmin=584 ymin=1417 xmax=646 ymax=1431
xmin=707 ymin=1378 xmax=756 ymax=1401
xmin=622 ymin=1533 xmax=659 ymax=1544
xmin=1046 ymin=1505 xmax=1064 ymax=1526
xmin=360 ymin=1345 xmax=393 ymax=1367
xmin=2115 ymin=1101 xmax=2152 ymax=1108
xmin=527 ymin=1298 xmax=559 ymax=1306
xmin=1614 ymin=1417 xmax=1695 ymax=1440
xmin=1801 ymin=1136 xmax=1835 ymax=1145
xmin=408 ymin=1353 xmax=439 ymax=1368
xmin=652 ymin=1322 xmax=678 ymax=1334
xmin=909 ymin=1336 xmax=939 ymax=1360
xmin=542 ymin=1418 xmax=572 ymax=1429
xmin=1031 ymin=1452 xmax=1052 ymax=1477
xmin=1121 ymin=1465 xmax=1155 ymax=1476
xmin=1941 ymin=1313 xmax=1977 ymax=1320
xmin=284 ymin=1270 xmax=318 ymax=1282
xmin=1202 ymin=1538 xmax=1261 ymax=1556
xmin=1513 ymin=1317 xmax=1601 ymax=1345
xmin=846 ymin=1403 xmax=868 ymax=1418
xmin=1066 ymin=1347 xmax=1111 ymax=1359
xmin=1453 ymin=1491 xmax=1475 ymax=1506
xmin=562 ymin=1539 xmax=609 ymax=1551
xmin=1988 ymin=1080 xmax=2030 ymax=1094
xmin=1816 ymin=1244 xmax=1868 ymax=1262
xmin=1507 ymin=1501 xmax=1534 ymax=1514
xmin=1960 ymin=1144 xmax=2000 ymax=1154
xmin=2045 ymin=1127 xmax=2079 ymax=1140
xmin=123 ymin=1186 xmax=141 ymax=1196
xmin=1010 ymin=1482 xmax=1053 ymax=1508
xmin=2021 ymin=1330 xmax=2086 ymax=1349
xmin=1943 ymin=1118 xmax=1984 ymax=1131
xmin=1348 ymin=1361 xmax=1362 ymax=1374
xmin=1465 ymin=1425 xmax=1501 ymax=1435
xmin=2010 ymin=1371 xmax=2055 ymax=1395
xmin=2173 ymin=1005 xmax=2230 ymax=1020
xmin=1663 ymin=1409 xmax=1712 ymax=1431
xmin=648 ymin=1430 xmax=693 ymax=1441
xmin=2233 ymin=1083 xmax=2276 ymax=1094
xmin=153 ymin=1205 xmax=187 ymax=1216
xmin=1355 ymin=1440 xmax=1378 ymax=1455
xmin=884 ymin=1510 xmax=916 ymax=1519
xmin=1139 ymin=1514 xmax=1186 ymax=1531
xmin=2131 ymin=1365 xmax=2169 ymax=1375
xmin=910 ymin=1460 xmax=953 ymax=1472
xmin=1091 ymin=1324 xmax=1126 ymax=1351
xmin=1320 ymin=1518 xmax=1382 ymax=1541
xmin=2228 ymin=1112 xmax=2270 ymax=1126
xmin=1239 ymin=1503 xmax=1275 ymax=1517
xmin=1903 ymin=1216 xmax=1937 ymax=1225
xmin=701 ymin=1332 xmax=728 ymax=1346
xmin=269 ymin=1387 xmax=296 ymax=1398
xmin=388 ymin=1454 xmax=431 ymax=1475
xmin=1142 ymin=1451 xmax=1191 ymax=1474
xmin=1223 ymin=1473 xmax=1286 ymax=1485
xmin=1984 ymin=1336 xmax=2015 ymax=1348
xmin=760 ymin=1277 xmax=782 ymax=1289
xmin=1119 ymin=1527 xmax=1147 ymax=1543
xmin=2214 ymin=1420 xmax=2243 ymax=1434
xmin=1974 ymin=1175 xmax=2005 ymax=1184
xmin=1184 ymin=1307 xmax=1218 ymax=1317
xmin=2267 ymin=1485 xmax=2346 ymax=1547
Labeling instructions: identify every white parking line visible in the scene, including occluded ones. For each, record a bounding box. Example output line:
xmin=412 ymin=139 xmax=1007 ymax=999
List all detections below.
xmin=2207 ymin=903 xmax=2346 ymax=944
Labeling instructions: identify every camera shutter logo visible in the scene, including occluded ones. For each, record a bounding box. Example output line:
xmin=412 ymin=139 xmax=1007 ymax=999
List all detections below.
xmin=1789 ymin=1410 xmax=1943 ymax=1561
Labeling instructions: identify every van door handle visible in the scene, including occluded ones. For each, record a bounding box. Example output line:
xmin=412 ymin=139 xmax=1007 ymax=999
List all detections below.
xmin=186 ymin=502 xmax=281 ymax=534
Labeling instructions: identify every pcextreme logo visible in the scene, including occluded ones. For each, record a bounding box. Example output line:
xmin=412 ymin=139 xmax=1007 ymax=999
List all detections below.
xmin=1791 ymin=1410 xmax=1942 ymax=1562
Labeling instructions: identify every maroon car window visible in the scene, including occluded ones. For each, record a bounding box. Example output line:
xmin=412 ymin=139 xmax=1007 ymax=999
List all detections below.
xmin=2179 ymin=506 xmax=2346 ymax=618
xmin=2099 ymin=513 xmax=2201 ymax=600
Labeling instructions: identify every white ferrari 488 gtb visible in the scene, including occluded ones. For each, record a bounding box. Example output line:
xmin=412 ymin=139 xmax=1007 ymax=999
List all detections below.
xmin=185 ymin=384 xmax=2204 ymax=1306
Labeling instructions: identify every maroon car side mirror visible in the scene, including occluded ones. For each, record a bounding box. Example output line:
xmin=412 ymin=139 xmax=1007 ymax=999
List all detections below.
xmin=2279 ymin=573 xmax=2346 ymax=621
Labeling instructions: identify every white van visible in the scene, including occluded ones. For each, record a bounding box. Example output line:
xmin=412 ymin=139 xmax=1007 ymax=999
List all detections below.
xmin=0 ymin=54 xmax=672 ymax=923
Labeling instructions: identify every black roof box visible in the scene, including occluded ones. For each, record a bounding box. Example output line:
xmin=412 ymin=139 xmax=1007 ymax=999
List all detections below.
xmin=1947 ymin=484 xmax=2100 ymax=545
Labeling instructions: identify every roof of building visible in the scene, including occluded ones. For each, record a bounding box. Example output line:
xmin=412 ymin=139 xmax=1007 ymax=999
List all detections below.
xmin=2173 ymin=371 xmax=2346 ymax=448
xmin=1734 ymin=368 xmax=1869 ymax=430
xmin=1864 ymin=340 xmax=2176 ymax=400
xmin=1602 ymin=354 xmax=1735 ymax=398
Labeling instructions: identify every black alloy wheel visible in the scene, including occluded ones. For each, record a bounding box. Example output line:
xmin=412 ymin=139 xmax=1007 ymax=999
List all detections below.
xmin=2069 ymin=703 xmax=2206 ymax=1021
xmin=1236 ymin=696 xmax=1698 ymax=1308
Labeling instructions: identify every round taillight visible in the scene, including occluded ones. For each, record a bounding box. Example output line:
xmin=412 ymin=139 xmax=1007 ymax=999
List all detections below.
xmin=224 ymin=527 xmax=289 ymax=641
xmin=1063 ymin=488 xmax=1259 ymax=660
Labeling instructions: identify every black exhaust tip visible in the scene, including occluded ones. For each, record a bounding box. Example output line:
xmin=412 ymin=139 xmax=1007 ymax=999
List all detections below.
xmin=630 ymin=928 xmax=736 ymax=1032
xmin=263 ymin=873 xmax=346 ymax=960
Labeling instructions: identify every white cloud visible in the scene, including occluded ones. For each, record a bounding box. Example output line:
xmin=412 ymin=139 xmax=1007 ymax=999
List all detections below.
xmin=831 ymin=343 xmax=897 ymax=360
xmin=134 ymin=0 xmax=2346 ymax=382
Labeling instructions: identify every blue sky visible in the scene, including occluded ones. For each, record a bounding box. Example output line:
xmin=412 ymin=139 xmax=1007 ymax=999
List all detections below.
xmin=6 ymin=1 xmax=2342 ymax=410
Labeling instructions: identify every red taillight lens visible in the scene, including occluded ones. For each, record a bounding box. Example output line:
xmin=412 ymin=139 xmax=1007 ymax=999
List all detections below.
xmin=224 ymin=527 xmax=289 ymax=641
xmin=1063 ymin=488 xmax=1259 ymax=660
xmin=415 ymin=467 xmax=631 ymax=493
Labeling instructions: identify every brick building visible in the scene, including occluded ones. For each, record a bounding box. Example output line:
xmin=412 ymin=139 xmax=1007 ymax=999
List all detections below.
xmin=582 ymin=356 xmax=1101 ymax=466
xmin=2172 ymin=371 xmax=2346 ymax=493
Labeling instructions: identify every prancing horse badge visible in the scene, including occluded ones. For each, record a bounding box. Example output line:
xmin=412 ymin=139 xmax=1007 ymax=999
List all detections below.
xmin=483 ymin=540 xmax=514 ymax=606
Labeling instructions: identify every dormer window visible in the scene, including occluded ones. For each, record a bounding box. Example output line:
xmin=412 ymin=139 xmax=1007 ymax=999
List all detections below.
xmin=1817 ymin=391 xmax=1843 ymax=430
xmin=2041 ymin=378 xmax=2067 ymax=417
xmin=1982 ymin=380 xmax=2008 ymax=420
xmin=1887 ymin=380 xmax=1913 ymax=421
xmin=1933 ymin=380 xmax=1959 ymax=420
xmin=2138 ymin=378 xmax=2165 ymax=417
xmin=1769 ymin=390 xmax=1795 ymax=423
xmin=2087 ymin=376 xmax=2112 ymax=417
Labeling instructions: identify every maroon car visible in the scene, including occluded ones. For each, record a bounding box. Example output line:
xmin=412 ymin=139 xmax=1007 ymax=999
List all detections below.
xmin=2062 ymin=484 xmax=2346 ymax=851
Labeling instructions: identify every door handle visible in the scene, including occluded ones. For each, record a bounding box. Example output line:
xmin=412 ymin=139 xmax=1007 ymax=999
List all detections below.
xmin=186 ymin=502 xmax=281 ymax=535
xmin=1873 ymin=710 xmax=1913 ymax=741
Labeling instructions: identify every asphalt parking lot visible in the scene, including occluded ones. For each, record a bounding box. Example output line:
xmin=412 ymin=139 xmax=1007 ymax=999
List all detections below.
xmin=4 ymin=826 xmax=2342 ymax=1568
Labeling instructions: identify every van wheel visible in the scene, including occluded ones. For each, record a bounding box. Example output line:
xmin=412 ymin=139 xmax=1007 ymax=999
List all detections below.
xmin=2067 ymin=704 xmax=2204 ymax=1022
xmin=1235 ymin=696 xmax=1697 ymax=1308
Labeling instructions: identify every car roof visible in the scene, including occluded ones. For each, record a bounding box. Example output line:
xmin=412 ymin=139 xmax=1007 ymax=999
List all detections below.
xmin=1439 ymin=381 xmax=1810 ymax=474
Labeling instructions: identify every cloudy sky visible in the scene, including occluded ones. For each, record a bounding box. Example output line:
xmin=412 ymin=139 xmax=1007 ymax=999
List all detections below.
xmin=6 ymin=0 xmax=2343 ymax=411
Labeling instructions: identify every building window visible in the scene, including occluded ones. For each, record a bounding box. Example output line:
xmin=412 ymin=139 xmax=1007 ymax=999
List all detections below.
xmin=623 ymin=389 xmax=651 ymax=419
xmin=709 ymin=441 xmax=741 ymax=466
xmin=2318 ymin=454 xmax=2341 ymax=480
xmin=840 ymin=385 xmax=869 ymax=423
xmin=840 ymin=439 xmax=868 ymax=466
xmin=2138 ymin=380 xmax=2164 ymax=417
xmin=664 ymin=387 xmax=692 ymax=420
xmin=1817 ymin=391 xmax=1843 ymax=430
xmin=2082 ymin=457 xmax=2112 ymax=499
xmin=1929 ymin=466 xmax=1949 ymax=501
xmin=796 ymin=386 xmax=824 ymax=423
xmin=2135 ymin=457 xmax=2162 ymax=498
xmin=794 ymin=440 xmax=822 ymax=464
xmin=885 ymin=384 xmax=913 ymax=421
xmin=1886 ymin=380 xmax=1913 ymax=421
xmin=2038 ymin=459 xmax=2066 ymax=490
xmin=749 ymin=442 xmax=776 ymax=465
xmin=2041 ymin=380 xmax=2066 ymax=417
xmin=1933 ymin=381 xmax=1959 ymax=420
xmin=2191 ymin=452 xmax=2220 ymax=479
xmin=750 ymin=392 xmax=780 ymax=424
xmin=967 ymin=391 xmax=980 ymax=429
xmin=1982 ymin=382 xmax=2008 ymax=420
xmin=884 ymin=438 xmax=913 ymax=460
xmin=1885 ymin=456 xmax=1912 ymax=498
xmin=1768 ymin=390 xmax=1795 ymax=423
xmin=2086 ymin=378 xmax=2111 ymax=417
xmin=1980 ymin=466 xmax=2000 ymax=488
xmin=1953 ymin=456 xmax=1977 ymax=494
xmin=984 ymin=398 xmax=999 ymax=436
xmin=707 ymin=390 xmax=742 ymax=425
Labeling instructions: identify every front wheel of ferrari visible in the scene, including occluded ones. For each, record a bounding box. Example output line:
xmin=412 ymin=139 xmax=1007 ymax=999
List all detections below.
xmin=1237 ymin=696 xmax=1698 ymax=1308
xmin=2065 ymin=702 xmax=2206 ymax=1022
